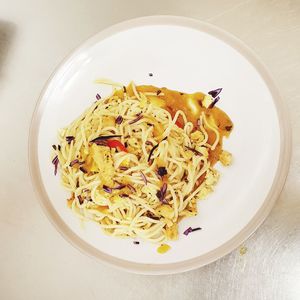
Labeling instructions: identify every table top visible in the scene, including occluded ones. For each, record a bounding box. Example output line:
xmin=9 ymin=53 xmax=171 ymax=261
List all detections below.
xmin=1 ymin=1 xmax=299 ymax=299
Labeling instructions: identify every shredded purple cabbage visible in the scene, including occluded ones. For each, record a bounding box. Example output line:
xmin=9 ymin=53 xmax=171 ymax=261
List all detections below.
xmin=120 ymin=194 xmax=129 ymax=198
xmin=183 ymin=227 xmax=202 ymax=236
xmin=69 ymin=159 xmax=79 ymax=167
xmin=185 ymin=146 xmax=202 ymax=156
xmin=148 ymin=137 xmax=167 ymax=162
xmin=145 ymin=141 xmax=154 ymax=146
xmin=116 ymin=115 xmax=123 ymax=124
xmin=156 ymin=183 xmax=167 ymax=203
xmin=208 ymin=96 xmax=220 ymax=109
xmin=90 ymin=135 xmax=122 ymax=144
xmin=208 ymin=88 xmax=222 ymax=99
xmin=127 ymin=184 xmax=136 ymax=193
xmin=103 ymin=185 xmax=112 ymax=193
xmin=96 ymin=93 xmax=101 ymax=100
xmin=52 ymin=155 xmax=59 ymax=175
xmin=140 ymin=171 xmax=148 ymax=185
xmin=129 ymin=114 xmax=143 ymax=125
xmin=119 ymin=166 xmax=128 ymax=171
xmin=66 ymin=136 xmax=75 ymax=144
xmin=112 ymin=184 xmax=126 ymax=190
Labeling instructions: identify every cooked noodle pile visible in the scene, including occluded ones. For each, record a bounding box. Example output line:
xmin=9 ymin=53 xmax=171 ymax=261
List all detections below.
xmin=52 ymin=81 xmax=232 ymax=243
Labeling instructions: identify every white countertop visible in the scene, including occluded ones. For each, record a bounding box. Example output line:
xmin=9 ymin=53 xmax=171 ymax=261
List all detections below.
xmin=1 ymin=1 xmax=299 ymax=299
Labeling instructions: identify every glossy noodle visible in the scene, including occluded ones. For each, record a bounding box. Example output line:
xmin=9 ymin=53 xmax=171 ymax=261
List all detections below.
xmin=52 ymin=81 xmax=233 ymax=243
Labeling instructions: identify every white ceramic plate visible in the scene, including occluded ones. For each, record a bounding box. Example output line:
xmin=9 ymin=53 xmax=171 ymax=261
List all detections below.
xmin=29 ymin=16 xmax=291 ymax=274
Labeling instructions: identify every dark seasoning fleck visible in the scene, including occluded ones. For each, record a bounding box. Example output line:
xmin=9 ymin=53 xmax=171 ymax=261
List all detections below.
xmin=79 ymin=166 xmax=87 ymax=174
xmin=77 ymin=195 xmax=84 ymax=205
xmin=157 ymin=167 xmax=167 ymax=177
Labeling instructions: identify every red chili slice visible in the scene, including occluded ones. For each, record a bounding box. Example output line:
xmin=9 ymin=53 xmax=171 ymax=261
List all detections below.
xmin=175 ymin=120 xmax=184 ymax=128
xmin=107 ymin=139 xmax=128 ymax=152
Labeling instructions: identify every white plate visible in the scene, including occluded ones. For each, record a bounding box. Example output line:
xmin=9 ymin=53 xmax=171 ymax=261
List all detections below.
xmin=29 ymin=16 xmax=291 ymax=274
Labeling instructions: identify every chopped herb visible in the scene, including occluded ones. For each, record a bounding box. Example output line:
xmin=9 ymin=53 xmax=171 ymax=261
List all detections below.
xmin=149 ymin=73 xmax=153 ymax=77
xmin=156 ymin=90 xmax=161 ymax=95
xmin=58 ymin=145 xmax=61 ymax=151
xmin=133 ymin=241 xmax=140 ymax=245
xmin=52 ymin=145 xmax=57 ymax=150
xmin=123 ymin=86 xmax=127 ymax=93
xmin=96 ymin=93 xmax=101 ymax=100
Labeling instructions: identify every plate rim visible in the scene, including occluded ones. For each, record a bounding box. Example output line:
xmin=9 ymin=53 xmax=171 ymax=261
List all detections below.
xmin=28 ymin=15 xmax=292 ymax=275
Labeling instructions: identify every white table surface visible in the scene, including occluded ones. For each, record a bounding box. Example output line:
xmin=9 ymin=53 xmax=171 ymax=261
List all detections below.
xmin=1 ymin=1 xmax=299 ymax=299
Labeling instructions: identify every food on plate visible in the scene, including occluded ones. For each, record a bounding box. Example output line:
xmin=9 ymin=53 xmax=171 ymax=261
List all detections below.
xmin=51 ymin=80 xmax=233 ymax=244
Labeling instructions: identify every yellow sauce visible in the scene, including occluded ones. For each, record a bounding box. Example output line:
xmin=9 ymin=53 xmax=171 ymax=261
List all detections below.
xmin=115 ymin=84 xmax=233 ymax=166
xmin=157 ymin=243 xmax=171 ymax=254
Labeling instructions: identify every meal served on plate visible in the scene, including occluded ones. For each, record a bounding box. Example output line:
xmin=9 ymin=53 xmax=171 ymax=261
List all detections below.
xmin=51 ymin=80 xmax=233 ymax=245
